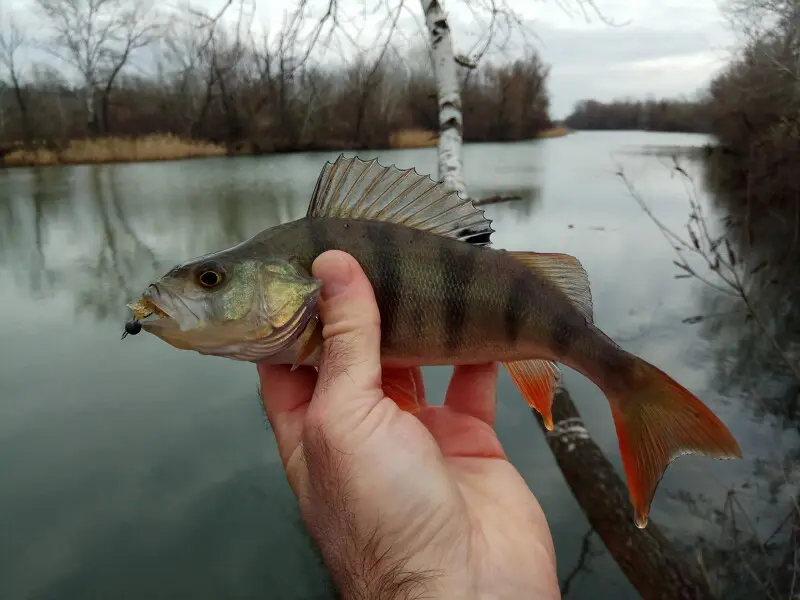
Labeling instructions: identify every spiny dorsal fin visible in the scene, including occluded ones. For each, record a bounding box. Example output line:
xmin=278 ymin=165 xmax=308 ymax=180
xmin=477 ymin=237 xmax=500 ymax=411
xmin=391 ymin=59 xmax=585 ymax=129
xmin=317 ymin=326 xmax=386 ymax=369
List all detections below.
xmin=306 ymin=154 xmax=495 ymax=246
xmin=508 ymin=251 xmax=594 ymax=323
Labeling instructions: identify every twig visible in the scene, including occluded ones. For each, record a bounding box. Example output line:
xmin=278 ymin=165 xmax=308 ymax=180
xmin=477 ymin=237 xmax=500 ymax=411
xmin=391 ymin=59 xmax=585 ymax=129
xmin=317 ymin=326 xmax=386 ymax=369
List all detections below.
xmin=473 ymin=194 xmax=522 ymax=206
xmin=560 ymin=528 xmax=595 ymax=596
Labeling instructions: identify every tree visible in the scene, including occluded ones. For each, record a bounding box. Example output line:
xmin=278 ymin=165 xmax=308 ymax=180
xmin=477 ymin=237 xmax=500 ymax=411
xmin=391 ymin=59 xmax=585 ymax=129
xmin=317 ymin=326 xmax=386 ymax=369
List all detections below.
xmin=411 ymin=3 xmax=717 ymax=598
xmin=0 ymin=15 xmax=31 ymax=142
xmin=35 ymin=0 xmax=162 ymax=135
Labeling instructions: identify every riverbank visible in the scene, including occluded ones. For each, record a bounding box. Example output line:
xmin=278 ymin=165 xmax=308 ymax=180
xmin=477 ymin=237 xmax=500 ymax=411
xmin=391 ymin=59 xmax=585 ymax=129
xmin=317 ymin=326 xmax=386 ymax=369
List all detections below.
xmin=1 ymin=135 xmax=227 ymax=167
xmin=0 ymin=127 xmax=574 ymax=168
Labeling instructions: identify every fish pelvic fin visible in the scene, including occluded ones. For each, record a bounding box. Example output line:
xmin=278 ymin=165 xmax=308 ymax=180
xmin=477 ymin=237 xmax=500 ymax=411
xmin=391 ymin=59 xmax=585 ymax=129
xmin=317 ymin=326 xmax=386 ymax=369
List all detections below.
xmin=291 ymin=320 xmax=323 ymax=371
xmin=503 ymin=359 xmax=561 ymax=430
xmin=306 ymin=154 xmax=495 ymax=246
xmin=608 ymin=357 xmax=742 ymax=529
xmin=382 ymin=367 xmax=425 ymax=413
xmin=508 ymin=251 xmax=594 ymax=323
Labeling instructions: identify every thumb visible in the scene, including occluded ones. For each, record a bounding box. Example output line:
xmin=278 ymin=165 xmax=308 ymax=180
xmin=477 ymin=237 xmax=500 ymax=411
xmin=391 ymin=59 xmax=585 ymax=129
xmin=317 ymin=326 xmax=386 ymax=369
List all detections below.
xmin=310 ymin=250 xmax=384 ymax=419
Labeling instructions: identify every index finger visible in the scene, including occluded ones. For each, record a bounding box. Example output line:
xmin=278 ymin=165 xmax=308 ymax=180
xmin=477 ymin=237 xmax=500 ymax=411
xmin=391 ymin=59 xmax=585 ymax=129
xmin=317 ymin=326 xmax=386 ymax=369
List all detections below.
xmin=258 ymin=363 xmax=317 ymax=468
xmin=443 ymin=363 xmax=499 ymax=426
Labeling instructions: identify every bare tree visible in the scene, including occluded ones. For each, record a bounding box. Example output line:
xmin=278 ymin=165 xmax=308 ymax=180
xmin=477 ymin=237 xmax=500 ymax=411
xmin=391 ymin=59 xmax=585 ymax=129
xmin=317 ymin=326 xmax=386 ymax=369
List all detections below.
xmin=0 ymin=15 xmax=31 ymax=142
xmin=35 ymin=0 xmax=161 ymax=135
xmin=98 ymin=1 xmax=161 ymax=133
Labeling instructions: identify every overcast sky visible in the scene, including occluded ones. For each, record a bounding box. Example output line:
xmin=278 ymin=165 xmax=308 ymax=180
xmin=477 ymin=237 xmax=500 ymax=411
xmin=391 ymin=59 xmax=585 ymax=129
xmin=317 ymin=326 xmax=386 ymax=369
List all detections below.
xmin=3 ymin=0 xmax=737 ymax=118
xmin=525 ymin=1 xmax=735 ymax=117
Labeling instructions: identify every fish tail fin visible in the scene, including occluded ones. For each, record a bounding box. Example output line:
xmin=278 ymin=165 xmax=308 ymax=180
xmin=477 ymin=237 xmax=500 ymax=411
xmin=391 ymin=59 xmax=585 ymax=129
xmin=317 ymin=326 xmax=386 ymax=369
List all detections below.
xmin=607 ymin=356 xmax=742 ymax=529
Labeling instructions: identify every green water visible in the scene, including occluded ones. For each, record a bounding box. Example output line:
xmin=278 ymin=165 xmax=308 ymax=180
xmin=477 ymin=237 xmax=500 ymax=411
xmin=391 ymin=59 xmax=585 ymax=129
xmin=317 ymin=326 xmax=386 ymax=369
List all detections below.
xmin=0 ymin=132 xmax=793 ymax=599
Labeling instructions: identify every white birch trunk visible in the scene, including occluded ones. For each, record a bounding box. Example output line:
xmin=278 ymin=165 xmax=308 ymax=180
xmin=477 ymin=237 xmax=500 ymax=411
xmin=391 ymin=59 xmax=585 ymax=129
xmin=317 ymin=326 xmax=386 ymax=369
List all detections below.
xmin=420 ymin=0 xmax=468 ymax=199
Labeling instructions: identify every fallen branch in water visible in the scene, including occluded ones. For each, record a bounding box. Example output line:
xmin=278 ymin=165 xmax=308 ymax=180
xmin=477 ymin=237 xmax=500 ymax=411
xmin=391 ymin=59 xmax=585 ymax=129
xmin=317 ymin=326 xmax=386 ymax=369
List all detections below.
xmin=419 ymin=3 xmax=715 ymax=598
xmin=474 ymin=195 xmax=523 ymax=206
xmin=537 ymin=385 xmax=715 ymax=600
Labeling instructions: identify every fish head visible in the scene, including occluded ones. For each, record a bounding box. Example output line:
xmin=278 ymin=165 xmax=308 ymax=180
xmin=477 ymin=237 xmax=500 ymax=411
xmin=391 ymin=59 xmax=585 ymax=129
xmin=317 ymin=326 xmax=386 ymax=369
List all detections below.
xmin=126 ymin=254 xmax=321 ymax=360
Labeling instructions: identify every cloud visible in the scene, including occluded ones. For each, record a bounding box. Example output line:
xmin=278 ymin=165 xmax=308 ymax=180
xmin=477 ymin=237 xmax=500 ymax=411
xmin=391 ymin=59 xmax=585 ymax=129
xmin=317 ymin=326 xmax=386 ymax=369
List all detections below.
xmin=1 ymin=0 xmax=738 ymax=118
xmin=528 ymin=17 xmax=736 ymax=116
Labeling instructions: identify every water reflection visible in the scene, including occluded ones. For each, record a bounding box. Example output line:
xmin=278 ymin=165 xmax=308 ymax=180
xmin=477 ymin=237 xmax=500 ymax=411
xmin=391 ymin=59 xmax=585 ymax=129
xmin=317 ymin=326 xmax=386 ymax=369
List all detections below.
xmin=700 ymin=155 xmax=800 ymax=429
xmin=636 ymin=149 xmax=800 ymax=598
xmin=4 ymin=136 xmax=791 ymax=600
xmin=0 ymin=156 xmax=543 ymax=325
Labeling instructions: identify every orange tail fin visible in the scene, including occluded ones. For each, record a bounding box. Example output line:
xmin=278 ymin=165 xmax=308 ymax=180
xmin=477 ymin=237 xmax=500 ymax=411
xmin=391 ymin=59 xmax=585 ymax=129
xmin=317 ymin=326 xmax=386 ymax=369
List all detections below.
xmin=608 ymin=358 xmax=742 ymax=528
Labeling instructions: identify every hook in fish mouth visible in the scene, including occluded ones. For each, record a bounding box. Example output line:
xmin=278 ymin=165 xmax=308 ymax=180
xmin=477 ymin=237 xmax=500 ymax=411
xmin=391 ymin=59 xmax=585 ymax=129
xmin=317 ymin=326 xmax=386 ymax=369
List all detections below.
xmin=122 ymin=289 xmax=177 ymax=340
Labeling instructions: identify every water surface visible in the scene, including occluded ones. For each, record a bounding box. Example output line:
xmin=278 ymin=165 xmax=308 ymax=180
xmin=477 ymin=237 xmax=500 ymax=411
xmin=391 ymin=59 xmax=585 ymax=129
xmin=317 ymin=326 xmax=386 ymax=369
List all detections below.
xmin=1 ymin=131 xmax=795 ymax=599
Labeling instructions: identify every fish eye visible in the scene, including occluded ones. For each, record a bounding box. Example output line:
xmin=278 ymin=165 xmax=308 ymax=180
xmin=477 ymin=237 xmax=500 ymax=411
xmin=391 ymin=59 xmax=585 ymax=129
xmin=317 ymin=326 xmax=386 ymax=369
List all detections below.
xmin=197 ymin=268 xmax=224 ymax=288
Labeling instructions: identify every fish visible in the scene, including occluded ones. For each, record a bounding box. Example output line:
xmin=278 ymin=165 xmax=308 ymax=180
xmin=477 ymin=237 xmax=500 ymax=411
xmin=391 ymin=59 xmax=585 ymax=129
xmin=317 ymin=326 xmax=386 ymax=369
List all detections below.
xmin=125 ymin=154 xmax=742 ymax=528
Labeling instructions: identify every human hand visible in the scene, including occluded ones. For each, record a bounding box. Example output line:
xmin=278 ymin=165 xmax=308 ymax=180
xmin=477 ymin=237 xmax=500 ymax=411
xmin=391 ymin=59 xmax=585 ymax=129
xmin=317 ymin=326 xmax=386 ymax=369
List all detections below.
xmin=258 ymin=250 xmax=561 ymax=600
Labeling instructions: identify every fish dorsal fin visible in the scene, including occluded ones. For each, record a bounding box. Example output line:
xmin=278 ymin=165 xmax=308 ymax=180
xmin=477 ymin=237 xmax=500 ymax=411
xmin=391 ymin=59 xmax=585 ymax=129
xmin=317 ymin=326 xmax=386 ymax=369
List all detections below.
xmin=306 ymin=154 xmax=494 ymax=246
xmin=508 ymin=251 xmax=594 ymax=323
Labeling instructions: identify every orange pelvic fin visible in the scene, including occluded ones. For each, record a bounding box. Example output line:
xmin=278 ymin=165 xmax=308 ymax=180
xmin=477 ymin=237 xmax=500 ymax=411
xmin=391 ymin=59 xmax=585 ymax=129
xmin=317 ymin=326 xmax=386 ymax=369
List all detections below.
xmin=291 ymin=321 xmax=323 ymax=371
xmin=382 ymin=367 xmax=425 ymax=413
xmin=609 ymin=358 xmax=742 ymax=529
xmin=503 ymin=359 xmax=561 ymax=430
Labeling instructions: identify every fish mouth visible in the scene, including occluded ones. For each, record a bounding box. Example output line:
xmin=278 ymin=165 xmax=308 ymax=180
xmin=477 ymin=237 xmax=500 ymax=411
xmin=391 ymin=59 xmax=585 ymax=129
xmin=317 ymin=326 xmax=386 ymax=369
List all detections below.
xmin=127 ymin=297 xmax=169 ymax=320
xmin=126 ymin=296 xmax=176 ymax=331
xmin=126 ymin=285 xmax=198 ymax=331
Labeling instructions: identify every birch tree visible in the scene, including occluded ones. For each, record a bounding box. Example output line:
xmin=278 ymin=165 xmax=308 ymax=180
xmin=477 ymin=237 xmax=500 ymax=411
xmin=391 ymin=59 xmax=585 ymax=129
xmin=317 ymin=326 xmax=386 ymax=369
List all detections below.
xmin=411 ymin=2 xmax=716 ymax=598
xmin=421 ymin=0 xmax=467 ymax=197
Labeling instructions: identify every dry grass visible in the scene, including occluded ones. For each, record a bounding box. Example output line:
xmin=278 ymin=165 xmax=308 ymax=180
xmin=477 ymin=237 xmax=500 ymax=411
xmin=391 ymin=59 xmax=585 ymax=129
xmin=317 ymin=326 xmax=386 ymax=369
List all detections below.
xmin=2 ymin=134 xmax=227 ymax=167
xmin=389 ymin=126 xmax=572 ymax=149
xmin=389 ymin=128 xmax=439 ymax=149
xmin=536 ymin=126 xmax=572 ymax=139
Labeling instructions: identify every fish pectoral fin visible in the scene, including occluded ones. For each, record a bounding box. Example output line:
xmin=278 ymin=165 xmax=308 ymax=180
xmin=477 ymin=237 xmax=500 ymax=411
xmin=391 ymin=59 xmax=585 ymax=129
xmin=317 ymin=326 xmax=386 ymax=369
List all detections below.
xmin=305 ymin=155 xmax=494 ymax=246
xmin=381 ymin=367 xmax=425 ymax=413
xmin=507 ymin=251 xmax=594 ymax=323
xmin=291 ymin=321 xmax=323 ymax=371
xmin=503 ymin=359 xmax=561 ymax=430
xmin=607 ymin=358 xmax=742 ymax=529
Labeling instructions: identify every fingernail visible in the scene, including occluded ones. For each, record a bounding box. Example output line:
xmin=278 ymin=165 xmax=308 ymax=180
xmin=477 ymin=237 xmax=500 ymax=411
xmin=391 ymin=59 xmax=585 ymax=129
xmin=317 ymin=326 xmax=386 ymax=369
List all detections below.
xmin=316 ymin=252 xmax=353 ymax=300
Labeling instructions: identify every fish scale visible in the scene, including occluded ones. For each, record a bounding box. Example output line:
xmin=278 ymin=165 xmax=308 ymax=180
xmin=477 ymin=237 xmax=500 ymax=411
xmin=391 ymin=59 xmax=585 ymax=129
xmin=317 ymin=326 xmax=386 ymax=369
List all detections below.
xmin=126 ymin=154 xmax=743 ymax=530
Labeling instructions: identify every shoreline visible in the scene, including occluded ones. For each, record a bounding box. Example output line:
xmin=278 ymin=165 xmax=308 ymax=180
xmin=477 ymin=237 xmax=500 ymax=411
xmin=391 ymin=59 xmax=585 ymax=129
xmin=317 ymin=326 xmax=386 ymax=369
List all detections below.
xmin=0 ymin=127 xmax=574 ymax=170
xmin=0 ymin=127 xmax=580 ymax=169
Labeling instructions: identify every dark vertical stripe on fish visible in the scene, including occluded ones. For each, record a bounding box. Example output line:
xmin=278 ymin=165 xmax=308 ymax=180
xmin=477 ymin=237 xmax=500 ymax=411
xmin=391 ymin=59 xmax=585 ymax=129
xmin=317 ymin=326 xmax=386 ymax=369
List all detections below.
xmin=366 ymin=223 xmax=400 ymax=348
xmin=439 ymin=244 xmax=476 ymax=354
xmin=551 ymin=312 xmax=573 ymax=354
xmin=308 ymin=218 xmax=329 ymax=259
xmin=504 ymin=271 xmax=528 ymax=344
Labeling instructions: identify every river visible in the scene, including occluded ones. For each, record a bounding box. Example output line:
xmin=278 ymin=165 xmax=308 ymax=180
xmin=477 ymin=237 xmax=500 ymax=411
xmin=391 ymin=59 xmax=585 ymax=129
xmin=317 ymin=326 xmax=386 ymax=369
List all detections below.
xmin=0 ymin=131 xmax=796 ymax=599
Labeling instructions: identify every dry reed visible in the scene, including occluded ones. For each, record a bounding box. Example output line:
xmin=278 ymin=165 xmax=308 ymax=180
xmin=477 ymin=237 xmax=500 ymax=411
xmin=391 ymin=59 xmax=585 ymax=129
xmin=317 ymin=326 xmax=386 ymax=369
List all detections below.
xmin=2 ymin=134 xmax=227 ymax=167
xmin=535 ymin=126 xmax=572 ymax=139
xmin=388 ymin=126 xmax=572 ymax=149
xmin=389 ymin=129 xmax=439 ymax=149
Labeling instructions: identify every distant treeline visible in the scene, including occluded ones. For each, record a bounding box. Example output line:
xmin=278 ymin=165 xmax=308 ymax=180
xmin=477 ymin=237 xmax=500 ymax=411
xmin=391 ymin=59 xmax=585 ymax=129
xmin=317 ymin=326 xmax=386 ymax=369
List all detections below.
xmin=563 ymin=0 xmax=800 ymax=219
xmin=563 ymin=98 xmax=711 ymax=133
xmin=0 ymin=1 xmax=551 ymax=154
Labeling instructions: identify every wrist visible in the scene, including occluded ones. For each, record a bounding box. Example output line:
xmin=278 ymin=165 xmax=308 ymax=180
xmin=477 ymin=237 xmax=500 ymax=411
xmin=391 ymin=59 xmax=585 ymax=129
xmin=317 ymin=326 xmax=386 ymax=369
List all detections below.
xmin=333 ymin=566 xmax=476 ymax=600
xmin=322 ymin=546 xmax=477 ymax=600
